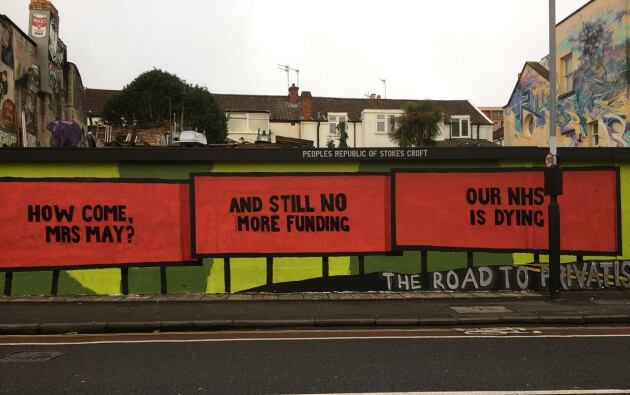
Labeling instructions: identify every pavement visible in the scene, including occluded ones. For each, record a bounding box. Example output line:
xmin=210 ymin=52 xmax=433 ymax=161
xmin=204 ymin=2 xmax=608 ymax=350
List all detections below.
xmin=0 ymin=291 xmax=629 ymax=335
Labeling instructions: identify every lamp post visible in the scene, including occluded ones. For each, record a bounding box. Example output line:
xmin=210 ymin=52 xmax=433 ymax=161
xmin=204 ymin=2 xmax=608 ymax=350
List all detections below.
xmin=546 ymin=0 xmax=562 ymax=299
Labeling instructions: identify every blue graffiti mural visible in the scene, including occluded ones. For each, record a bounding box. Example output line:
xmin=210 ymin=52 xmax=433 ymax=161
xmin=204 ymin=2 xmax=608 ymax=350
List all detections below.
xmin=558 ymin=8 xmax=628 ymax=147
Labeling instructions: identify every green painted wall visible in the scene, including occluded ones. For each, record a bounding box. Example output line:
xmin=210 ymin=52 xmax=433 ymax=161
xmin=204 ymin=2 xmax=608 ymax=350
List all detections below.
xmin=1 ymin=158 xmax=628 ymax=295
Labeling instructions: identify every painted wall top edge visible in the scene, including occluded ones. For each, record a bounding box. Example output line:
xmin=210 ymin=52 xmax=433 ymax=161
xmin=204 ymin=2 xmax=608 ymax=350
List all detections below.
xmin=1 ymin=147 xmax=629 ymax=162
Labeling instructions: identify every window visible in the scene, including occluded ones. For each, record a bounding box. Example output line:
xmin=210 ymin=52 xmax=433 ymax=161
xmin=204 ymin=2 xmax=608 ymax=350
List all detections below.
xmin=589 ymin=120 xmax=599 ymax=146
xmin=376 ymin=114 xmax=396 ymax=133
xmin=227 ymin=112 xmax=270 ymax=133
xmin=562 ymin=53 xmax=573 ymax=93
xmin=328 ymin=113 xmax=347 ymax=134
xmin=524 ymin=114 xmax=534 ymax=137
xmin=451 ymin=116 xmax=470 ymax=138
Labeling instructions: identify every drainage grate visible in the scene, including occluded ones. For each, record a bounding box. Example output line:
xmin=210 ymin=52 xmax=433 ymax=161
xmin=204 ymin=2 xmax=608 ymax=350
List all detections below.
xmin=0 ymin=351 xmax=63 ymax=363
xmin=450 ymin=305 xmax=513 ymax=314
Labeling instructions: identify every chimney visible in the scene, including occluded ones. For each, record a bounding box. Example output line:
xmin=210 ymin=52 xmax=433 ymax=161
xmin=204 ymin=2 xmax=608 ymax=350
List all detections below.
xmin=300 ymin=91 xmax=312 ymax=120
xmin=288 ymin=83 xmax=299 ymax=105
xmin=30 ymin=0 xmax=59 ymax=17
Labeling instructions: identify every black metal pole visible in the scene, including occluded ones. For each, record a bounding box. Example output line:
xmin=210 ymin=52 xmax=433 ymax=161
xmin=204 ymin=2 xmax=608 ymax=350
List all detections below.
xmin=420 ymin=250 xmax=429 ymax=290
xmin=548 ymin=194 xmax=561 ymax=298
xmin=160 ymin=265 xmax=168 ymax=295
xmin=322 ymin=256 xmax=329 ymax=277
xmin=121 ymin=267 xmax=129 ymax=295
xmin=224 ymin=258 xmax=231 ymax=294
xmin=51 ymin=269 xmax=60 ymax=296
xmin=266 ymin=257 xmax=273 ymax=286
xmin=358 ymin=256 xmax=365 ymax=275
xmin=467 ymin=252 xmax=474 ymax=269
xmin=3 ymin=272 xmax=13 ymax=296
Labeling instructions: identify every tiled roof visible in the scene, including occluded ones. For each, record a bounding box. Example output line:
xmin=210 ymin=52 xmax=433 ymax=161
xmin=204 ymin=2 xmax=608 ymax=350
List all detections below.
xmin=213 ymin=94 xmax=302 ymax=122
xmin=85 ymin=89 xmax=492 ymax=125
xmin=84 ymin=88 xmax=120 ymax=117
xmin=214 ymin=94 xmax=492 ymax=125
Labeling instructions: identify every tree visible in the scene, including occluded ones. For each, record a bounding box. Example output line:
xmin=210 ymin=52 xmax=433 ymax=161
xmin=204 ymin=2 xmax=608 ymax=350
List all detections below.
xmin=389 ymin=100 xmax=443 ymax=147
xmin=103 ymin=69 xmax=227 ymax=143
xmin=337 ymin=121 xmax=349 ymax=148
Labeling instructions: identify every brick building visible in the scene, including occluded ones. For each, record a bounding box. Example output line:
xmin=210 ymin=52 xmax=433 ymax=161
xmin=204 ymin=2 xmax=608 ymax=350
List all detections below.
xmin=0 ymin=0 xmax=85 ymax=147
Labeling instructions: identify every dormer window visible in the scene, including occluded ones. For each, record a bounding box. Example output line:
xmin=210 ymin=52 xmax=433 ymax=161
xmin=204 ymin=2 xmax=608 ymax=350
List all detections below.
xmin=227 ymin=112 xmax=270 ymax=133
xmin=328 ymin=113 xmax=347 ymax=134
xmin=451 ymin=116 xmax=470 ymax=138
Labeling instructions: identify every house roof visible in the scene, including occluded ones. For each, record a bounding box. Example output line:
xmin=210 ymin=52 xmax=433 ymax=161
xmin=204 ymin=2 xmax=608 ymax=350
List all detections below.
xmin=85 ymin=88 xmax=120 ymax=117
xmin=215 ymin=94 xmax=492 ymax=125
xmin=85 ymin=88 xmax=492 ymax=125
xmin=525 ymin=61 xmax=549 ymax=80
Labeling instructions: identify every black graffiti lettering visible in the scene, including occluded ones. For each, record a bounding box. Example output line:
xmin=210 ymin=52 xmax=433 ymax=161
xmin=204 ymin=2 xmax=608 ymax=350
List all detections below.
xmin=278 ymin=195 xmax=315 ymax=212
xmin=469 ymin=209 xmax=486 ymax=225
xmin=269 ymin=196 xmax=279 ymax=212
xmin=494 ymin=209 xmax=544 ymax=226
xmin=85 ymin=225 xmax=126 ymax=243
xmin=236 ymin=215 xmax=280 ymax=232
xmin=466 ymin=187 xmax=501 ymax=205
xmin=81 ymin=205 xmax=127 ymax=222
xmin=229 ymin=197 xmax=263 ymax=213
xmin=28 ymin=204 xmax=75 ymax=222
xmin=286 ymin=215 xmax=350 ymax=232
xmin=320 ymin=193 xmax=347 ymax=212
xmin=507 ymin=187 xmax=545 ymax=206
xmin=45 ymin=225 xmax=81 ymax=243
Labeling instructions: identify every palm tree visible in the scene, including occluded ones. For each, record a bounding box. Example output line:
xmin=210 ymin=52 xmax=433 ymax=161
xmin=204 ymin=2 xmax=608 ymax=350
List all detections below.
xmin=389 ymin=100 xmax=443 ymax=147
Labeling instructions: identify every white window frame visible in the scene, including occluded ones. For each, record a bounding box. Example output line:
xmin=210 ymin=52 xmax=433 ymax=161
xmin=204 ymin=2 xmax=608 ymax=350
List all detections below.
xmin=450 ymin=116 xmax=470 ymax=138
xmin=562 ymin=53 xmax=573 ymax=93
xmin=328 ymin=113 xmax=348 ymax=135
xmin=376 ymin=114 xmax=397 ymax=134
xmin=227 ymin=112 xmax=270 ymax=134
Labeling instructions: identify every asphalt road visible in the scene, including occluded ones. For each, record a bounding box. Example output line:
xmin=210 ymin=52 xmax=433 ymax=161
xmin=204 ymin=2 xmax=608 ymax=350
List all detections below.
xmin=1 ymin=326 xmax=629 ymax=395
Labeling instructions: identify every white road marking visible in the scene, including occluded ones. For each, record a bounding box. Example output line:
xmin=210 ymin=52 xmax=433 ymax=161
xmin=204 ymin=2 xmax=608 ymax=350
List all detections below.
xmin=1 ymin=333 xmax=630 ymax=346
xmin=301 ymin=391 xmax=630 ymax=395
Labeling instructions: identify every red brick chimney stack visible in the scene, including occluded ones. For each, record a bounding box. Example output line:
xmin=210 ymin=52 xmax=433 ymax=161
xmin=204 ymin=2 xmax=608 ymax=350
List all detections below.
xmin=30 ymin=0 xmax=59 ymax=17
xmin=288 ymin=84 xmax=299 ymax=105
xmin=300 ymin=91 xmax=312 ymax=120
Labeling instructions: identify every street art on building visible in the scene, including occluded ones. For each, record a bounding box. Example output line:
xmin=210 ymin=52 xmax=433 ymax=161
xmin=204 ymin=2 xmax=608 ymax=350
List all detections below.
xmin=557 ymin=3 xmax=628 ymax=147
xmin=504 ymin=64 xmax=550 ymax=147
xmin=0 ymin=152 xmax=628 ymax=296
xmin=47 ymin=15 xmax=64 ymax=96
xmin=503 ymin=0 xmax=629 ymax=148
xmin=30 ymin=13 xmax=47 ymax=38
xmin=0 ymin=129 xmax=16 ymax=146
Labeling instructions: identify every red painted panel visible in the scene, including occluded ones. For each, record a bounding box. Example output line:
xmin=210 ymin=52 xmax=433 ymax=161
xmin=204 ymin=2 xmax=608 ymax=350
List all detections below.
xmin=394 ymin=169 xmax=619 ymax=254
xmin=0 ymin=180 xmax=194 ymax=268
xmin=192 ymin=174 xmax=392 ymax=256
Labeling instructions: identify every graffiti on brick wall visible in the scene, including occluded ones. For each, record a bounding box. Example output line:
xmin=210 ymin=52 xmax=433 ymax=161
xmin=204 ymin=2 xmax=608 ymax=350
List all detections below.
xmin=558 ymin=8 xmax=628 ymax=147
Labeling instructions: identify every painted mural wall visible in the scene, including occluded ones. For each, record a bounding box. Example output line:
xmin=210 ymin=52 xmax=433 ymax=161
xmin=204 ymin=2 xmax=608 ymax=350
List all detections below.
xmin=0 ymin=155 xmax=628 ymax=296
xmin=556 ymin=0 xmax=629 ymax=147
xmin=0 ymin=16 xmax=40 ymax=145
xmin=504 ymin=0 xmax=629 ymax=148
xmin=504 ymin=65 xmax=550 ymax=147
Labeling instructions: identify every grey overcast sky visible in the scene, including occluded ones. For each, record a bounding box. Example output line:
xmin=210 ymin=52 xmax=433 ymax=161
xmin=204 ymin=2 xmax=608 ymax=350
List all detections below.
xmin=2 ymin=0 xmax=589 ymax=106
